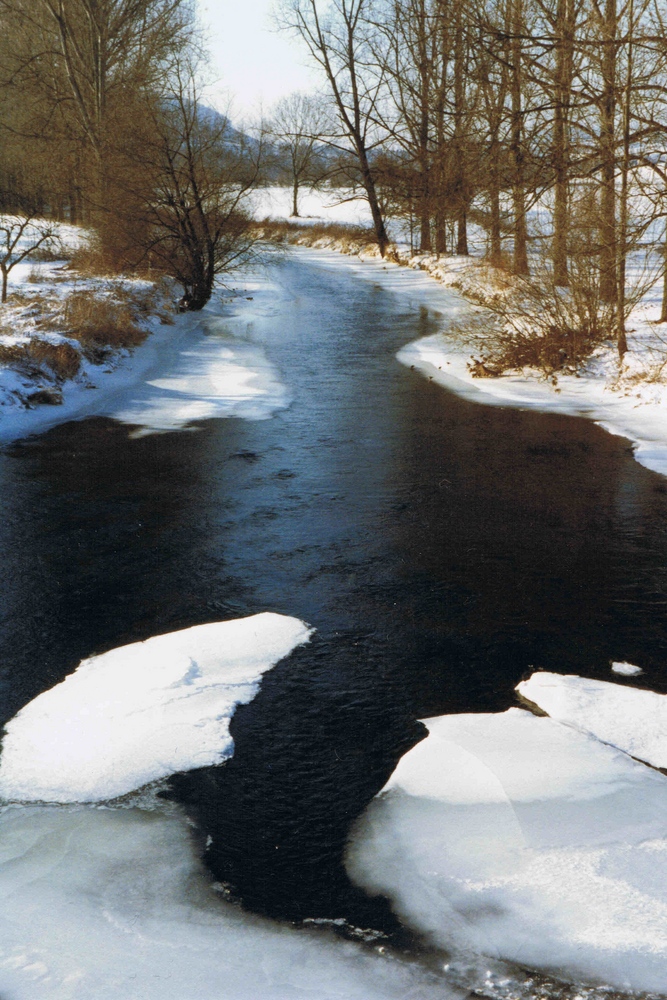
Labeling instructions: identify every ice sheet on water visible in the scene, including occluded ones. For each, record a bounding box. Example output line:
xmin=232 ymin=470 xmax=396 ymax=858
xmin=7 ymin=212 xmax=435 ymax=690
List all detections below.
xmin=346 ymin=707 xmax=667 ymax=992
xmin=106 ymin=326 xmax=290 ymax=436
xmin=0 ymin=613 xmax=311 ymax=803
xmin=0 ymin=803 xmax=460 ymax=1000
xmin=518 ymin=671 xmax=667 ymax=769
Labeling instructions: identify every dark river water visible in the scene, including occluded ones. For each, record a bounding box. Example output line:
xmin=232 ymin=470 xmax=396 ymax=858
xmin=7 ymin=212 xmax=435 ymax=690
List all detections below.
xmin=1 ymin=250 xmax=667 ymax=929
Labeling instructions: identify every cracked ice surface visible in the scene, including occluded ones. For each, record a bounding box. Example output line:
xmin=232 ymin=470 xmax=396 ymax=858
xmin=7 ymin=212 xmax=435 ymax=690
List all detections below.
xmin=346 ymin=707 xmax=667 ymax=992
xmin=0 ymin=804 xmax=460 ymax=1000
xmin=518 ymin=671 xmax=667 ymax=770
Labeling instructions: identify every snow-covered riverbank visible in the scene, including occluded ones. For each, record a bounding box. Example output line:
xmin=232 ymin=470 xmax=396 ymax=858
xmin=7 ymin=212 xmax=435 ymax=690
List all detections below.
xmin=0 ymin=261 xmax=290 ymax=443
xmin=272 ymin=225 xmax=667 ymax=479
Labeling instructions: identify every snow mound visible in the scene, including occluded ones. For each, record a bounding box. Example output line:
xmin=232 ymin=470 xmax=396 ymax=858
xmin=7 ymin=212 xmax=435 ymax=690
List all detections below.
xmin=0 ymin=613 xmax=311 ymax=803
xmin=346 ymin=708 xmax=667 ymax=992
xmin=0 ymin=804 xmax=459 ymax=1000
xmin=517 ymin=671 xmax=667 ymax=770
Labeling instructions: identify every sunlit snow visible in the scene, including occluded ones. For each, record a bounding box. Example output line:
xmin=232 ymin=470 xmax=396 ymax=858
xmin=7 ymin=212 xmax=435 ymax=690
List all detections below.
xmin=346 ymin=707 xmax=667 ymax=992
xmin=0 ymin=613 xmax=311 ymax=803
xmin=107 ymin=312 xmax=291 ymax=436
xmin=0 ymin=803 xmax=460 ymax=1000
xmin=518 ymin=671 xmax=667 ymax=769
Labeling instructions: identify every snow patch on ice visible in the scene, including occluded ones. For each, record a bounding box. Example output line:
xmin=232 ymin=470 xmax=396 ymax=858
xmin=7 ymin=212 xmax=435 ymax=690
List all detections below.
xmin=517 ymin=671 xmax=667 ymax=770
xmin=611 ymin=660 xmax=643 ymax=676
xmin=107 ymin=334 xmax=290 ymax=435
xmin=0 ymin=803 xmax=460 ymax=1000
xmin=0 ymin=612 xmax=312 ymax=803
xmin=347 ymin=708 xmax=667 ymax=992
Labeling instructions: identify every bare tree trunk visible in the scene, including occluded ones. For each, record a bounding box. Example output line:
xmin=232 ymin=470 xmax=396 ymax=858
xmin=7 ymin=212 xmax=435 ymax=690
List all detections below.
xmin=488 ymin=135 xmax=502 ymax=263
xmin=358 ymin=147 xmax=389 ymax=254
xmin=457 ymin=209 xmax=469 ymax=253
xmin=509 ymin=0 xmax=529 ymax=274
xmin=599 ymin=0 xmax=617 ymax=304
xmin=552 ymin=0 xmax=574 ymax=286
xmin=292 ymin=179 xmax=300 ymax=217
xmin=1 ymin=267 xmax=7 ymax=303
xmin=661 ymin=221 xmax=667 ymax=323
xmin=291 ymin=0 xmax=389 ymax=255
xmin=616 ymin=0 xmax=633 ymax=358
xmin=417 ymin=0 xmax=432 ymax=251
xmin=453 ymin=0 xmax=469 ymax=255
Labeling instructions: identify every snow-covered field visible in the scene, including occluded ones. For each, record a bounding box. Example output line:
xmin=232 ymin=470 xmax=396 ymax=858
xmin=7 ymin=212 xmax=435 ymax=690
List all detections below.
xmin=252 ymin=185 xmax=375 ymax=229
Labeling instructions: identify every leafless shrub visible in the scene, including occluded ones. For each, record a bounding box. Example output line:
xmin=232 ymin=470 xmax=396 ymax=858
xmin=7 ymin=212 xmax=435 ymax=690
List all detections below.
xmin=469 ymin=242 xmax=658 ymax=379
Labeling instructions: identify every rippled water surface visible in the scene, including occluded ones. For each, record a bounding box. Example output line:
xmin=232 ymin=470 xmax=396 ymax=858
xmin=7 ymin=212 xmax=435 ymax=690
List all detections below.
xmin=1 ymin=251 xmax=667 ymax=933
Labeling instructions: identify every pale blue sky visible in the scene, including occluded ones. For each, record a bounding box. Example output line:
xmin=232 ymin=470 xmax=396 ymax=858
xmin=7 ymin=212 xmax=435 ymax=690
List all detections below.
xmin=198 ymin=0 xmax=319 ymax=119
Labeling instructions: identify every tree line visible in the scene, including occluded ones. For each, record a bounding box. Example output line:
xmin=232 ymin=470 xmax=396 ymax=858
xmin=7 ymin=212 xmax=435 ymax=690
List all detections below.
xmin=0 ymin=0 xmax=260 ymax=308
xmin=281 ymin=0 xmax=667 ymax=357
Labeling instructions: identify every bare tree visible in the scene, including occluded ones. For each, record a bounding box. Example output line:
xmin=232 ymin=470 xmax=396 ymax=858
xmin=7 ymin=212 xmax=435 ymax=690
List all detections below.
xmin=270 ymin=91 xmax=329 ymax=216
xmin=0 ymin=0 xmax=194 ymax=229
xmin=124 ymin=62 xmax=262 ymax=309
xmin=279 ymin=0 xmax=390 ymax=254
xmin=0 ymin=212 xmax=60 ymax=302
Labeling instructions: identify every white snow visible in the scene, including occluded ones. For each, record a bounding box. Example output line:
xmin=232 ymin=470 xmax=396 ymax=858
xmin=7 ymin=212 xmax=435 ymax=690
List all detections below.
xmin=0 ymin=275 xmax=291 ymax=442
xmin=253 ymin=185 xmax=374 ymax=228
xmin=0 ymin=803 xmax=459 ymax=1000
xmin=346 ymin=707 xmax=667 ymax=992
xmin=517 ymin=671 xmax=667 ymax=770
xmin=611 ymin=660 xmax=643 ymax=676
xmin=103 ymin=305 xmax=291 ymax=436
xmin=0 ymin=613 xmax=311 ymax=803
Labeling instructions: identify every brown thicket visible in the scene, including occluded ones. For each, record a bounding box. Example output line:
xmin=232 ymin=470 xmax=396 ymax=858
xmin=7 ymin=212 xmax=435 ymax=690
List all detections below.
xmin=0 ymin=1 xmax=262 ymax=309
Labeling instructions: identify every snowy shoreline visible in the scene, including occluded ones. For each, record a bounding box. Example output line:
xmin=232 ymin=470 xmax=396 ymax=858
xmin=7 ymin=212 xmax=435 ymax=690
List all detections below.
xmin=0 ymin=267 xmax=290 ymax=443
xmin=279 ymin=235 xmax=667 ymax=479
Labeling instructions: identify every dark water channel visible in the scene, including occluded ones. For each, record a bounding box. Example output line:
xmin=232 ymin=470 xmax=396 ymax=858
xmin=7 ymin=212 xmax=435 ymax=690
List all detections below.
xmin=1 ymin=251 xmax=667 ymax=928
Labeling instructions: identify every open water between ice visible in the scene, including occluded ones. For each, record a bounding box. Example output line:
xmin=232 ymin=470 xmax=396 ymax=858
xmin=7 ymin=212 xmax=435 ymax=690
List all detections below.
xmin=1 ymin=250 xmax=667 ymax=996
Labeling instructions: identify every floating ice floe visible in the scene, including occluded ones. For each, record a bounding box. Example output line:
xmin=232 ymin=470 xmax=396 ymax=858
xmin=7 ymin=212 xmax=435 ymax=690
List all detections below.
xmin=0 ymin=613 xmax=311 ymax=803
xmin=517 ymin=671 xmax=667 ymax=770
xmin=346 ymin=707 xmax=667 ymax=992
xmin=0 ymin=804 xmax=461 ymax=1000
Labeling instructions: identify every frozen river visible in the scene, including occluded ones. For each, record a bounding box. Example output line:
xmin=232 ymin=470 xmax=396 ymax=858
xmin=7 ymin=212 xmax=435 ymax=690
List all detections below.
xmin=1 ymin=250 xmax=667 ymax=996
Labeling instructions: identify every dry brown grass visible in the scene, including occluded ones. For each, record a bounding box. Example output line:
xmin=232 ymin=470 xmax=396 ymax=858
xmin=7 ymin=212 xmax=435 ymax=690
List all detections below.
xmin=256 ymin=218 xmax=377 ymax=248
xmin=63 ymin=291 xmax=147 ymax=349
xmin=27 ymin=340 xmax=81 ymax=379
xmin=0 ymin=343 xmax=26 ymax=366
xmin=0 ymin=339 xmax=81 ymax=379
